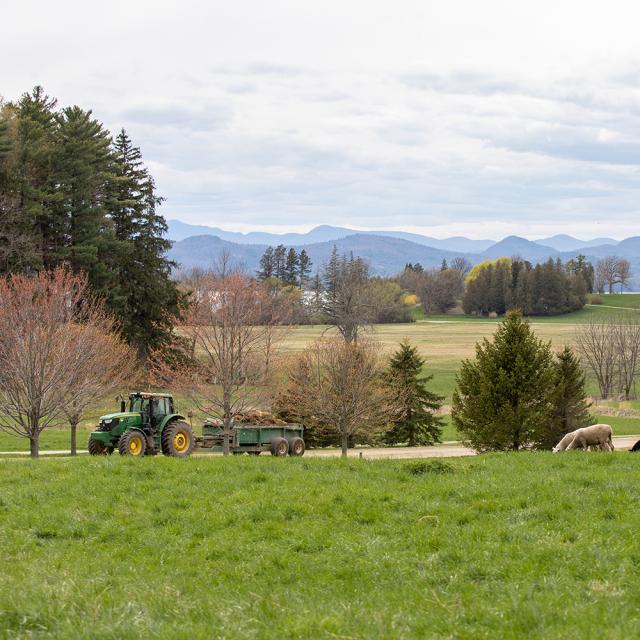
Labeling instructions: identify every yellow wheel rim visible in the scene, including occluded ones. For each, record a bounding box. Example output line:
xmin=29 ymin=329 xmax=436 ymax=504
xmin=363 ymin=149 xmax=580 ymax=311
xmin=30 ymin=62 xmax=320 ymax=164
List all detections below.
xmin=173 ymin=431 xmax=188 ymax=453
xmin=129 ymin=436 xmax=142 ymax=456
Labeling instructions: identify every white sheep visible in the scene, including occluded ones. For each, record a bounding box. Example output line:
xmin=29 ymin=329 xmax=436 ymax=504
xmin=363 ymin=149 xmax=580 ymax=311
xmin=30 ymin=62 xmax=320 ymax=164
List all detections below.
xmin=552 ymin=424 xmax=614 ymax=452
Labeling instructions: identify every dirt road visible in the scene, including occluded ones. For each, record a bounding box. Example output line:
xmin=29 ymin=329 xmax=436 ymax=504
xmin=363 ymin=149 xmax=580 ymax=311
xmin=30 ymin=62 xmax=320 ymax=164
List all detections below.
xmin=1 ymin=436 xmax=637 ymax=459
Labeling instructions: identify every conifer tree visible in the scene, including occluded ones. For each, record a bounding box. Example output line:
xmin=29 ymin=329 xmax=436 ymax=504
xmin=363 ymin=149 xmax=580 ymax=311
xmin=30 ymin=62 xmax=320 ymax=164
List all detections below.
xmin=257 ymin=246 xmax=274 ymax=280
xmin=273 ymin=244 xmax=287 ymax=280
xmin=298 ymin=248 xmax=312 ymax=287
xmin=534 ymin=346 xmax=593 ymax=449
xmin=107 ymin=129 xmax=184 ymax=359
xmin=452 ymin=310 xmax=555 ymax=451
xmin=385 ymin=341 xmax=444 ymax=446
xmin=285 ymin=247 xmax=299 ymax=286
xmin=53 ymin=106 xmax=113 ymax=283
xmin=13 ymin=87 xmax=59 ymax=269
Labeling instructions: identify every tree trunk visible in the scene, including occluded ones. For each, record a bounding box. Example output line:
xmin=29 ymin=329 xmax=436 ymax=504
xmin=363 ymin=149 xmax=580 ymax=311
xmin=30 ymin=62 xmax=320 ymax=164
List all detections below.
xmin=70 ymin=421 xmax=78 ymax=456
xmin=30 ymin=435 xmax=39 ymax=458
xmin=341 ymin=432 xmax=348 ymax=457
xmin=223 ymin=419 xmax=231 ymax=456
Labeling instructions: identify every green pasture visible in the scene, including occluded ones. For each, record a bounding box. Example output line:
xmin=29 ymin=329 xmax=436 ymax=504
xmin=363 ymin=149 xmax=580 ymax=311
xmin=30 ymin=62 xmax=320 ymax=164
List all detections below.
xmin=593 ymin=293 xmax=640 ymax=309
xmin=1 ymin=455 xmax=640 ymax=639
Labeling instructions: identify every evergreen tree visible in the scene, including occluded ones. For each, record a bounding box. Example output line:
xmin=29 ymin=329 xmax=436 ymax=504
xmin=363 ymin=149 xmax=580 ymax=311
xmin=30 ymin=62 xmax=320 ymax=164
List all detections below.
xmin=534 ymin=346 xmax=593 ymax=449
xmin=13 ymin=87 xmax=59 ymax=269
xmin=284 ymin=247 xmax=299 ymax=286
xmin=567 ymin=255 xmax=594 ymax=293
xmin=53 ymin=106 xmax=113 ymax=284
xmin=440 ymin=258 xmax=448 ymax=271
xmin=257 ymin=246 xmax=274 ymax=281
xmin=385 ymin=341 xmax=444 ymax=446
xmin=298 ymin=248 xmax=312 ymax=287
xmin=107 ymin=129 xmax=185 ymax=359
xmin=452 ymin=310 xmax=555 ymax=451
xmin=273 ymin=244 xmax=287 ymax=280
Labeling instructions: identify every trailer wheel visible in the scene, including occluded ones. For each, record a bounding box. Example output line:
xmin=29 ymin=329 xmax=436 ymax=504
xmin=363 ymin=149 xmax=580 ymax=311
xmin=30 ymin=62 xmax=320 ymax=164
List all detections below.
xmin=162 ymin=421 xmax=195 ymax=458
xmin=118 ymin=430 xmax=147 ymax=457
xmin=270 ymin=437 xmax=289 ymax=457
xmin=289 ymin=437 xmax=305 ymax=457
xmin=88 ymin=439 xmax=109 ymax=456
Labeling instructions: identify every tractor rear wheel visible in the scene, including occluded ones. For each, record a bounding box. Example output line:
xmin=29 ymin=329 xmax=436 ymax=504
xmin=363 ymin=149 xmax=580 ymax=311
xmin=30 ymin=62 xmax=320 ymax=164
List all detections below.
xmin=118 ymin=430 xmax=147 ymax=457
xmin=162 ymin=421 xmax=195 ymax=458
xmin=270 ymin=437 xmax=289 ymax=457
xmin=289 ymin=437 xmax=305 ymax=457
xmin=88 ymin=439 xmax=109 ymax=456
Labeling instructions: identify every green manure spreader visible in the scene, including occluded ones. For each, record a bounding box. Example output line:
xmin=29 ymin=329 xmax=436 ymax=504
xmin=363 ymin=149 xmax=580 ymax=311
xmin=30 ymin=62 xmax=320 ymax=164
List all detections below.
xmin=87 ymin=392 xmax=305 ymax=457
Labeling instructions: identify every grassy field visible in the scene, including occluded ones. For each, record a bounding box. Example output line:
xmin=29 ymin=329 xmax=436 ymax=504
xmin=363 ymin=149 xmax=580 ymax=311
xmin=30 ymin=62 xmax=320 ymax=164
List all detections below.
xmin=593 ymin=294 xmax=640 ymax=309
xmin=1 ymin=454 xmax=640 ymax=638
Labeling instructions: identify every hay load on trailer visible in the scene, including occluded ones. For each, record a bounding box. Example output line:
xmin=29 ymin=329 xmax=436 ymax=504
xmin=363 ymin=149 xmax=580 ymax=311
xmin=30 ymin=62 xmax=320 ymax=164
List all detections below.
xmin=196 ymin=411 xmax=305 ymax=456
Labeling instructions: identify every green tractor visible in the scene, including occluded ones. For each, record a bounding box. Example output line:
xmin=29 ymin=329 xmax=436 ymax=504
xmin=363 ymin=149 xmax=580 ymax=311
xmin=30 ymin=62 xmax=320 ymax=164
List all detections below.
xmin=88 ymin=392 xmax=194 ymax=457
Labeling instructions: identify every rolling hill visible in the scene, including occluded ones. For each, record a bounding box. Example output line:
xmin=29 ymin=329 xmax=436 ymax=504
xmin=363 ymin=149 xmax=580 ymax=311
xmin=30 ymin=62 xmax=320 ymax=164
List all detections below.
xmin=169 ymin=233 xmax=483 ymax=276
xmin=166 ymin=222 xmax=639 ymax=289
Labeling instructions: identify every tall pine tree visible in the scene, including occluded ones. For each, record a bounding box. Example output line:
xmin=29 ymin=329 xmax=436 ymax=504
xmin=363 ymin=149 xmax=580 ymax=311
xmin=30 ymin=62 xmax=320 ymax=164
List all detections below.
xmin=13 ymin=87 xmax=59 ymax=269
xmin=298 ymin=248 xmax=312 ymax=288
xmin=284 ymin=248 xmax=299 ymax=286
xmin=385 ymin=341 xmax=444 ymax=446
xmin=53 ymin=106 xmax=113 ymax=285
xmin=257 ymin=246 xmax=274 ymax=280
xmin=107 ymin=129 xmax=185 ymax=360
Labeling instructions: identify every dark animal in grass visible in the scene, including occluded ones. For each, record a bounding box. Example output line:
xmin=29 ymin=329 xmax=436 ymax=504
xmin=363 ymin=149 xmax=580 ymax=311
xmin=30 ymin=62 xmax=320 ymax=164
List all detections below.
xmin=630 ymin=440 xmax=640 ymax=452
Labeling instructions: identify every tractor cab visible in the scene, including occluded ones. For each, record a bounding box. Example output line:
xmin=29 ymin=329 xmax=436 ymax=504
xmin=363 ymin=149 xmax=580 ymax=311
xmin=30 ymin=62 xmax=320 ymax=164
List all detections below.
xmin=128 ymin=392 xmax=175 ymax=431
xmin=88 ymin=391 xmax=194 ymax=457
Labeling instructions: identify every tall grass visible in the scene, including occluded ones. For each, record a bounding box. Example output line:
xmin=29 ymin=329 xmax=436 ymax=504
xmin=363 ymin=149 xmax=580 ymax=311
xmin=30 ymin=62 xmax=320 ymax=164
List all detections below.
xmin=1 ymin=455 xmax=639 ymax=638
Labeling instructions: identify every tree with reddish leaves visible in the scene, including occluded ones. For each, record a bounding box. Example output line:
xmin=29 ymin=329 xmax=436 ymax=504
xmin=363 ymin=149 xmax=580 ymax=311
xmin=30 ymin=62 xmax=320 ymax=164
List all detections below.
xmin=0 ymin=267 xmax=133 ymax=457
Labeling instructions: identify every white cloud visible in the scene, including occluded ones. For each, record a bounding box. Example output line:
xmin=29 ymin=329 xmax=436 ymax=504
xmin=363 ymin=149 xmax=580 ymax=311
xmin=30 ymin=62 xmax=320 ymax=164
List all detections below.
xmin=2 ymin=0 xmax=640 ymax=238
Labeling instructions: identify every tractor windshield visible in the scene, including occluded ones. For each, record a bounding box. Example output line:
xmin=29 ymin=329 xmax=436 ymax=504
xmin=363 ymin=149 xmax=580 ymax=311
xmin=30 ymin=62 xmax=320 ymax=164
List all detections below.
xmin=129 ymin=397 xmax=150 ymax=414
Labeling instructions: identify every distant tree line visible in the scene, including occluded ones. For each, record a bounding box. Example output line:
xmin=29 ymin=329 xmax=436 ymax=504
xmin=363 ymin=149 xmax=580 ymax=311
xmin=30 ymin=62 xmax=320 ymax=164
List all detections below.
xmin=0 ymin=87 xmax=184 ymax=359
xmin=254 ymin=245 xmax=414 ymax=328
xmin=257 ymin=245 xmax=312 ymax=287
xmin=462 ymin=257 xmax=588 ymax=316
xmin=397 ymin=258 xmax=471 ymax=314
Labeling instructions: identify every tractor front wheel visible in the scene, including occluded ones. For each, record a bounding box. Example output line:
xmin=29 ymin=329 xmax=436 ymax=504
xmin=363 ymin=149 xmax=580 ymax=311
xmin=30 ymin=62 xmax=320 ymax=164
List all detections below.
xmin=270 ymin=437 xmax=289 ymax=457
xmin=162 ymin=421 xmax=195 ymax=458
xmin=88 ymin=439 xmax=109 ymax=456
xmin=118 ymin=430 xmax=147 ymax=457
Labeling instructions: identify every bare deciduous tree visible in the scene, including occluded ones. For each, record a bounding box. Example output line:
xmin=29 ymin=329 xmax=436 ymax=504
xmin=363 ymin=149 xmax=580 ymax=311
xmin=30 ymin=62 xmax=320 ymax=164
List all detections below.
xmin=575 ymin=319 xmax=618 ymax=399
xmin=282 ymin=338 xmax=401 ymax=456
xmin=0 ymin=268 xmax=131 ymax=457
xmin=595 ymin=256 xmax=633 ymax=294
xmin=63 ymin=324 xmax=134 ymax=455
xmin=421 ymin=268 xmax=460 ymax=313
xmin=611 ymin=317 xmax=640 ymax=400
xmin=322 ymin=249 xmax=372 ymax=343
xmin=172 ymin=269 xmax=290 ymax=455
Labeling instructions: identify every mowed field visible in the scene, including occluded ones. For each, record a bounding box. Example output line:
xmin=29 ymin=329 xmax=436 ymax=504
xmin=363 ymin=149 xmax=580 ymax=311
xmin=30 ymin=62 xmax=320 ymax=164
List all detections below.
xmin=1 ymin=298 xmax=639 ymax=453
xmin=2 ymin=455 xmax=640 ymax=638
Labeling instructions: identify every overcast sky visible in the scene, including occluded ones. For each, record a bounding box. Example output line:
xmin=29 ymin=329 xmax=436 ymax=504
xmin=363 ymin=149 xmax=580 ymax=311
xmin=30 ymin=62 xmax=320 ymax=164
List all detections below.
xmin=3 ymin=0 xmax=640 ymax=239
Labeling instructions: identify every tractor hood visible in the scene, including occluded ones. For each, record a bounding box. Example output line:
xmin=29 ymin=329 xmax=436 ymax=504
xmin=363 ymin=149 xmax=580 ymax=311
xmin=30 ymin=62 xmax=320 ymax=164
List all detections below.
xmin=99 ymin=412 xmax=139 ymax=421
